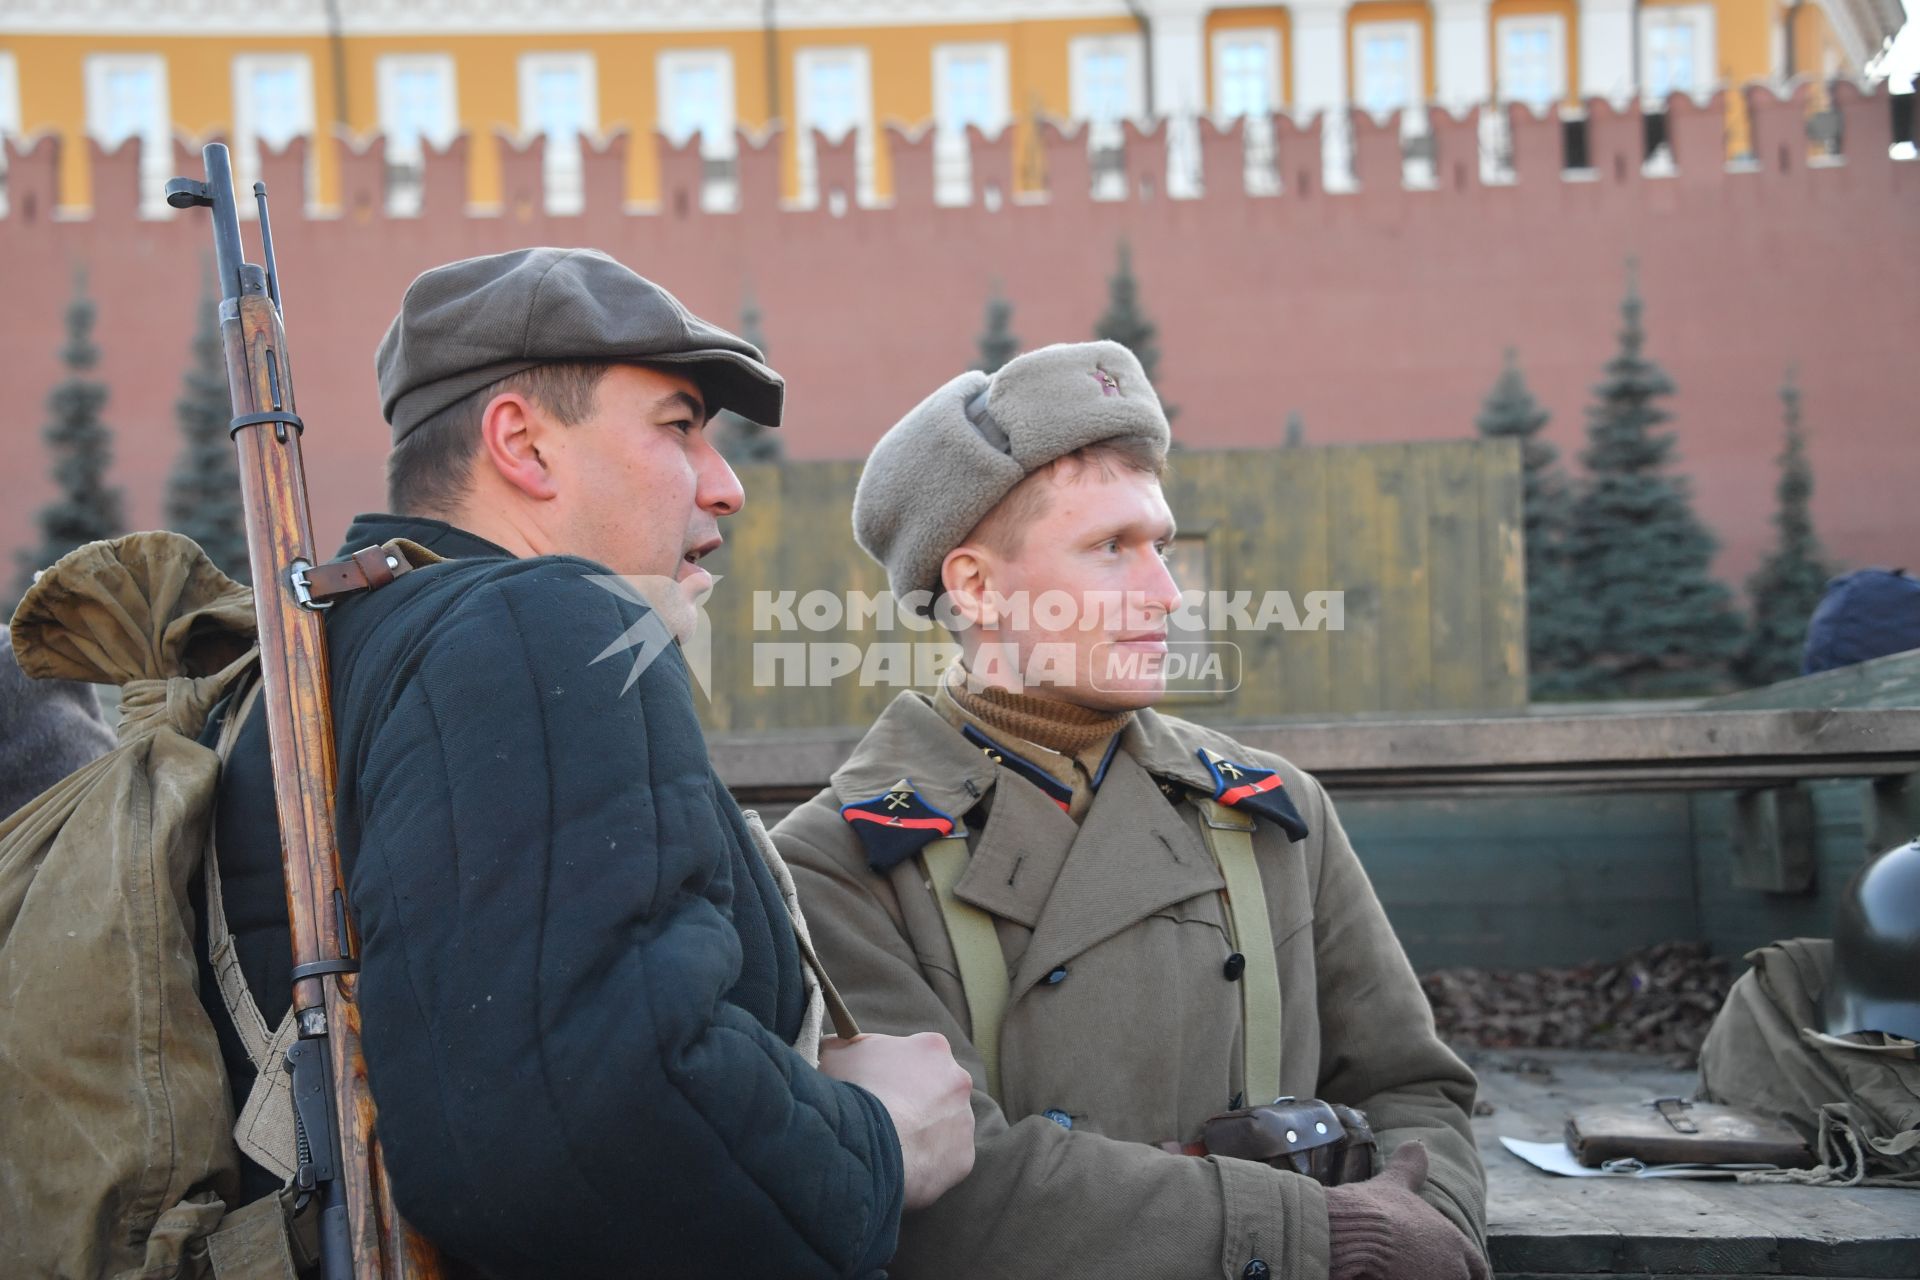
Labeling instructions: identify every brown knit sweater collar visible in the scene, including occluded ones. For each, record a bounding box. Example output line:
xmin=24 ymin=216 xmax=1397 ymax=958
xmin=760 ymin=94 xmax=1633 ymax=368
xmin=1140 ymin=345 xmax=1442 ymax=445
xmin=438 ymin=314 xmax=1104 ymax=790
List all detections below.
xmin=941 ymin=667 xmax=1132 ymax=758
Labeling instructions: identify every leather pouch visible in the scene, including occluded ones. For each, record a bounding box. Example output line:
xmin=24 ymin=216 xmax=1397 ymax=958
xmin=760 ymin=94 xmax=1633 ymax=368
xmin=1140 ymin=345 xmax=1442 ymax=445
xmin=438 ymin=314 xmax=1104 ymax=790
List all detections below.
xmin=1199 ymin=1098 xmax=1379 ymax=1186
xmin=1564 ymin=1097 xmax=1813 ymax=1168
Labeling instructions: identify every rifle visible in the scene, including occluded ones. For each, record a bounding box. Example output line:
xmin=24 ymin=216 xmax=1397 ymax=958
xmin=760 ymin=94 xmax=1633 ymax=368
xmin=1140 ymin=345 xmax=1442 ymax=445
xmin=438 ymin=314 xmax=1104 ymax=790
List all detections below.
xmin=165 ymin=143 xmax=445 ymax=1280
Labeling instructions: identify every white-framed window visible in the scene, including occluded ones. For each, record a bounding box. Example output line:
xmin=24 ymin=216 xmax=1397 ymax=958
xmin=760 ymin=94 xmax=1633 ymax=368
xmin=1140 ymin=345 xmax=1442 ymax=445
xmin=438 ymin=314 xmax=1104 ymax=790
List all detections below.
xmin=658 ymin=49 xmax=738 ymax=211
xmin=1354 ymin=21 xmax=1424 ymax=117
xmin=795 ymin=46 xmax=874 ymax=210
xmin=1641 ymin=4 xmax=1716 ymax=101
xmin=86 ymin=54 xmax=171 ymax=216
xmin=232 ymin=55 xmax=313 ymax=211
xmin=376 ymin=54 xmax=456 ymax=215
xmin=932 ymin=42 xmax=1010 ymax=206
xmin=1497 ymin=15 xmax=1567 ymax=109
xmin=1212 ymin=28 xmax=1284 ymax=195
xmin=0 ymin=53 xmax=19 ymax=215
xmin=1213 ymin=28 xmax=1283 ymax=119
xmin=1070 ymin=34 xmax=1146 ymax=199
xmin=519 ymin=52 xmax=596 ymax=215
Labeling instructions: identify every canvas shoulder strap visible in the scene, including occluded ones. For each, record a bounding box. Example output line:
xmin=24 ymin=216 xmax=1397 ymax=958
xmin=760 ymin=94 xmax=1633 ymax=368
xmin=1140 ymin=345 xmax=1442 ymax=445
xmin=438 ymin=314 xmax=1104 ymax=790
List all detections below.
xmin=200 ymin=676 xmax=304 ymax=1183
xmin=1196 ymin=797 xmax=1284 ymax=1108
xmin=921 ymin=832 xmax=1010 ymax=1102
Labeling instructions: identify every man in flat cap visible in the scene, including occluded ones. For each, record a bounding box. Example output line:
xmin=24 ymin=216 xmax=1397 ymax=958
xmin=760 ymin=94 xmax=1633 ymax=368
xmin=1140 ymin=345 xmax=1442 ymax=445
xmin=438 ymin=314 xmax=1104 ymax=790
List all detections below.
xmin=199 ymin=248 xmax=974 ymax=1276
xmin=774 ymin=341 xmax=1488 ymax=1280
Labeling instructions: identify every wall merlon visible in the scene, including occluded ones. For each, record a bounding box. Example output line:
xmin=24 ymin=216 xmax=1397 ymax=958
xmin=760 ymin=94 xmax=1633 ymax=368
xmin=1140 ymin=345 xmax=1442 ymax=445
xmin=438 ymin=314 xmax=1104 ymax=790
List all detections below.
xmin=494 ymin=131 xmax=546 ymax=222
xmin=1583 ymin=95 xmax=1646 ymax=186
xmin=736 ymin=126 xmax=784 ymax=214
xmin=1428 ymin=107 xmax=1482 ymax=193
xmin=965 ymin=122 xmax=1016 ymax=206
xmin=1666 ymin=91 xmax=1729 ymax=186
xmin=884 ymin=122 xmax=936 ymax=214
xmin=1120 ymin=118 xmax=1170 ymax=200
xmin=1832 ymin=80 xmax=1893 ymax=175
xmin=1038 ymin=118 xmax=1091 ymax=208
xmin=1504 ymin=102 xmax=1558 ymax=186
xmin=656 ymin=130 xmax=707 ymax=220
xmin=417 ymin=135 xmax=466 ymax=221
xmin=334 ymin=128 xmax=387 ymax=224
xmin=1274 ymin=110 xmax=1325 ymax=197
xmin=3 ymin=134 xmax=61 ymax=224
xmin=811 ymin=128 xmax=860 ymax=212
xmin=583 ymin=131 xmax=629 ymax=216
xmin=1351 ymin=110 xmax=1407 ymax=195
xmin=1745 ymin=81 xmax=1820 ymax=177
xmin=258 ymin=136 xmax=312 ymax=216
xmin=86 ymin=137 xmax=144 ymax=223
xmin=1197 ymin=115 xmax=1249 ymax=201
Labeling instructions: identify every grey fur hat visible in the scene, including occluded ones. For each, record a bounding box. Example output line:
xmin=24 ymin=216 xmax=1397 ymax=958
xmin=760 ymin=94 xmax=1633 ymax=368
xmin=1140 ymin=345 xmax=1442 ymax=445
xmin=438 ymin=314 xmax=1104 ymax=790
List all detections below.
xmin=853 ymin=340 xmax=1170 ymax=607
xmin=1 ymin=627 xmax=114 ymax=820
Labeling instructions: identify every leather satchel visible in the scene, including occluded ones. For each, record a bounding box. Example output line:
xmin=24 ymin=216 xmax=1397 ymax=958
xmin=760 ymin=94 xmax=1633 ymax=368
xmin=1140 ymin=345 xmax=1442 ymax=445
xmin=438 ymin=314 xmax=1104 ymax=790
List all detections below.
xmin=1564 ymin=1097 xmax=1814 ymax=1168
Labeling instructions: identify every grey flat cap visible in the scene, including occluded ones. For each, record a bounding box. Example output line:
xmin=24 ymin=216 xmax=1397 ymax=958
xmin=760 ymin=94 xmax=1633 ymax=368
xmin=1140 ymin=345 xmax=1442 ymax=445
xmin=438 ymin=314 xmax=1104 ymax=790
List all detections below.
xmin=376 ymin=247 xmax=783 ymax=443
xmin=854 ymin=340 xmax=1170 ymax=607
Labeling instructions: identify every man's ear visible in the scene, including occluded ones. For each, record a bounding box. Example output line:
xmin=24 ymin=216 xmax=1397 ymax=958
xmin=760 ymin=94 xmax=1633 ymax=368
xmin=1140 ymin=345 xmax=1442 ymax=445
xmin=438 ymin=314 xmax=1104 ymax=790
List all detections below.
xmin=478 ymin=392 xmax=559 ymax=501
xmin=941 ymin=545 xmax=1000 ymax=629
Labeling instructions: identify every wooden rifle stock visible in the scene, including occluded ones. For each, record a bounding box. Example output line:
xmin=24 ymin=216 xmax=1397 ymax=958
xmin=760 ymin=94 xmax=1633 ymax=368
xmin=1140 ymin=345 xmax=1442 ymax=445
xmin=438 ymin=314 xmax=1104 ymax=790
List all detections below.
xmin=167 ymin=142 xmax=445 ymax=1280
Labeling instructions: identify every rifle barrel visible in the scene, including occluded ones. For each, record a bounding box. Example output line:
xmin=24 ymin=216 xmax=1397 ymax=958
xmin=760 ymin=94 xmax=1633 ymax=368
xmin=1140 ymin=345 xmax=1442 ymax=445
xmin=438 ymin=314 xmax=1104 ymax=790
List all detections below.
xmin=200 ymin=144 xmax=246 ymax=304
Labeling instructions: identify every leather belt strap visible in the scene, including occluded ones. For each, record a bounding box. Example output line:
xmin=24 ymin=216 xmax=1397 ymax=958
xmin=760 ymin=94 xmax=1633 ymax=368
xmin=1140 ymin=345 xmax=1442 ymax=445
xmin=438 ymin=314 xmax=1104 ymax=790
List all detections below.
xmin=1655 ymin=1096 xmax=1700 ymax=1133
xmin=1197 ymin=798 xmax=1283 ymax=1108
xmin=922 ymin=832 xmax=1009 ymax=1103
xmin=301 ymin=542 xmax=418 ymax=603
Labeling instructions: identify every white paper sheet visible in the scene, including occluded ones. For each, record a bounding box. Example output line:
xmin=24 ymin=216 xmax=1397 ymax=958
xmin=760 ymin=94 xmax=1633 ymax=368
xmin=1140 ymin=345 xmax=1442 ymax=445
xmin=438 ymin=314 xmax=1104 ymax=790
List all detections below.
xmin=1497 ymin=1136 xmax=1785 ymax=1179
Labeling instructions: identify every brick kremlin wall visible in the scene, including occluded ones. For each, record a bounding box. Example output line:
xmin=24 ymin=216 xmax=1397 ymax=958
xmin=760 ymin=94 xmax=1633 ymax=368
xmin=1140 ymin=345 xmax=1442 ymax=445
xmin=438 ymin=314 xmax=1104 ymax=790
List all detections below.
xmin=1 ymin=81 xmax=1913 ymax=590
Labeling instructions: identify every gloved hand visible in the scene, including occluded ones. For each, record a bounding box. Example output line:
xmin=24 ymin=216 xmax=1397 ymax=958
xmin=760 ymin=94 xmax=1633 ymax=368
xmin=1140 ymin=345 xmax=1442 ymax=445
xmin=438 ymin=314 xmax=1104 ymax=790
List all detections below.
xmin=1323 ymin=1141 xmax=1490 ymax=1280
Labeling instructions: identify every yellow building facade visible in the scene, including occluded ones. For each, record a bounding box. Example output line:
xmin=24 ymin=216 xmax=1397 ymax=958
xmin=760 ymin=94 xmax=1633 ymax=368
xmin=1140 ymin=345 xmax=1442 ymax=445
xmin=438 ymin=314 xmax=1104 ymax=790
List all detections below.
xmin=0 ymin=0 xmax=1885 ymax=213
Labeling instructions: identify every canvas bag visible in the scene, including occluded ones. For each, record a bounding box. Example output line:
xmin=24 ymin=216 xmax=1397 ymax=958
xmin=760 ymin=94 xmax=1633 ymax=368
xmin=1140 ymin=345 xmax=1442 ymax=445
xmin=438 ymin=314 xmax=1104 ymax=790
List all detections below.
xmin=1698 ymin=938 xmax=1920 ymax=1187
xmin=0 ymin=533 xmax=263 ymax=1277
xmin=1 ymin=530 xmax=429 ymax=1277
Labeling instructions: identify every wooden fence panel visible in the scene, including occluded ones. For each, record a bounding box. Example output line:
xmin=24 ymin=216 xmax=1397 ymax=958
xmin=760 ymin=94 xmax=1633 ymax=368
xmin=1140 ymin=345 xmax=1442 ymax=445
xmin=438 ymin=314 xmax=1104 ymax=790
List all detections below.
xmin=695 ymin=439 xmax=1526 ymax=732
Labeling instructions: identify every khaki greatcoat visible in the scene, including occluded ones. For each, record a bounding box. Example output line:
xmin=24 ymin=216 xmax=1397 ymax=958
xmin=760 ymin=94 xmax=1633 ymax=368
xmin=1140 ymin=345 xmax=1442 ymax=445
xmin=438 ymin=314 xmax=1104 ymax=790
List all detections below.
xmin=775 ymin=691 xmax=1488 ymax=1280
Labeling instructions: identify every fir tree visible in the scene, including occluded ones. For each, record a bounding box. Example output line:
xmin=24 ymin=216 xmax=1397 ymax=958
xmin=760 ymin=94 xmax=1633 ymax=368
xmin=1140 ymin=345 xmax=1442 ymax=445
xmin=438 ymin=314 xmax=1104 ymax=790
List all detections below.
xmin=165 ymin=272 xmax=250 ymax=583
xmin=1552 ymin=263 xmax=1743 ymax=697
xmin=974 ymin=282 xmax=1020 ymax=374
xmin=1284 ymin=411 xmax=1306 ymax=448
xmin=1474 ymin=347 xmax=1580 ymax=692
xmin=1734 ymin=367 xmax=1830 ymax=686
xmin=1093 ymin=238 xmax=1174 ymax=417
xmin=15 ymin=269 xmax=124 ymax=600
xmin=710 ymin=283 xmax=784 ymax=465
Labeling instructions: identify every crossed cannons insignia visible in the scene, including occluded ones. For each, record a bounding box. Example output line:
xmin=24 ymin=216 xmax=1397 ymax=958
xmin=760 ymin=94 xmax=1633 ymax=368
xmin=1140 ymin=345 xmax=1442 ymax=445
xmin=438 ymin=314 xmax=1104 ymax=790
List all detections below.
xmin=1195 ymin=748 xmax=1311 ymax=842
xmin=840 ymin=779 xmax=958 ymax=872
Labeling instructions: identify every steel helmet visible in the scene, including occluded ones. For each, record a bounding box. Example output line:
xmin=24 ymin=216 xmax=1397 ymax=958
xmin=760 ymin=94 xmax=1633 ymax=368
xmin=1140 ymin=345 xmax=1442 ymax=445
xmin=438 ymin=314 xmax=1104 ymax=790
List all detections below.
xmin=1828 ymin=837 xmax=1920 ymax=1041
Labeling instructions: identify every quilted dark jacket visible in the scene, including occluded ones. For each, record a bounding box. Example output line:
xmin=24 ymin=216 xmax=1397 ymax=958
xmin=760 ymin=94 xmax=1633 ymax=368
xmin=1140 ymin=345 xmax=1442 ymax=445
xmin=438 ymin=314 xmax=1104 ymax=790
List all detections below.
xmin=195 ymin=514 xmax=903 ymax=1278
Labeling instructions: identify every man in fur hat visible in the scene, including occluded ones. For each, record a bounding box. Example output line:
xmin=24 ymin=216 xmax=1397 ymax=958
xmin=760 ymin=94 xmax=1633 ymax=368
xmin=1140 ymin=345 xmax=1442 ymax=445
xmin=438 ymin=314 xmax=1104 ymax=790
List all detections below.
xmin=775 ymin=341 xmax=1488 ymax=1280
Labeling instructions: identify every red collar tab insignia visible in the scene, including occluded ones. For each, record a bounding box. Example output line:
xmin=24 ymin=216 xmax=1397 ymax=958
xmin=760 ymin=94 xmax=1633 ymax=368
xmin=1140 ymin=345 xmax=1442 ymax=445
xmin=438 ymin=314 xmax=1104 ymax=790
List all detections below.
xmin=841 ymin=778 xmax=957 ymax=872
xmin=1196 ymin=748 xmax=1309 ymax=843
xmin=962 ymin=724 xmax=1073 ymax=812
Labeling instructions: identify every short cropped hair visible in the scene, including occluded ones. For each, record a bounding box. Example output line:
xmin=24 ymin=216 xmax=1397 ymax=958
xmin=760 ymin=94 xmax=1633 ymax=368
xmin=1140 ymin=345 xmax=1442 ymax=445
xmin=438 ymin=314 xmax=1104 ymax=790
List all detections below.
xmin=385 ymin=361 xmax=615 ymax=516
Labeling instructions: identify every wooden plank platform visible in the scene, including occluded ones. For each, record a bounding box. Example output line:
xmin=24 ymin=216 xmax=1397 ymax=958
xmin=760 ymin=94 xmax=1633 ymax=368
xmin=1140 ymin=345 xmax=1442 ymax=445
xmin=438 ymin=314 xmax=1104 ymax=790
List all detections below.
xmin=711 ymin=709 xmax=1920 ymax=801
xmin=1471 ymin=1049 xmax=1920 ymax=1277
